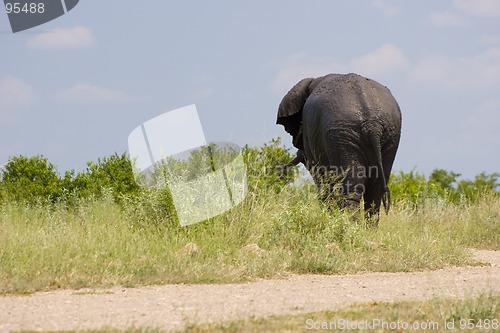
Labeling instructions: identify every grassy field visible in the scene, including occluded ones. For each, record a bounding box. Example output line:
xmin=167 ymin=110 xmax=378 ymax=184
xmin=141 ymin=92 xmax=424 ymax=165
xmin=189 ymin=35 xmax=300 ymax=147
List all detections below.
xmin=0 ymin=179 xmax=498 ymax=294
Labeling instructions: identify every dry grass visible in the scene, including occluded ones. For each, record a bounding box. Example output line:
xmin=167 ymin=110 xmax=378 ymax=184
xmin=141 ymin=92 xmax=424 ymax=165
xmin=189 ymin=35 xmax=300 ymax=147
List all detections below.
xmin=0 ymin=186 xmax=498 ymax=294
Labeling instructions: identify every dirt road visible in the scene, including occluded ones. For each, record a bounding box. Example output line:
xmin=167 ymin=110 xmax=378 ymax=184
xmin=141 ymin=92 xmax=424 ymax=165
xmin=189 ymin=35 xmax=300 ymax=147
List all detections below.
xmin=0 ymin=250 xmax=498 ymax=332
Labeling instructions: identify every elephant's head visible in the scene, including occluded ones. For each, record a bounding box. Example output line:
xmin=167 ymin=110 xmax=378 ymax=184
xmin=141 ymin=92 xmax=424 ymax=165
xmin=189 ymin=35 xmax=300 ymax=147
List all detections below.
xmin=276 ymin=78 xmax=314 ymax=150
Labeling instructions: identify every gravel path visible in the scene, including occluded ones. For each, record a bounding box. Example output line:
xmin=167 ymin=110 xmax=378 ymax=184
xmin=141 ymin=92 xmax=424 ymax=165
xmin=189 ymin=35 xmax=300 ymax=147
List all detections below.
xmin=0 ymin=250 xmax=498 ymax=332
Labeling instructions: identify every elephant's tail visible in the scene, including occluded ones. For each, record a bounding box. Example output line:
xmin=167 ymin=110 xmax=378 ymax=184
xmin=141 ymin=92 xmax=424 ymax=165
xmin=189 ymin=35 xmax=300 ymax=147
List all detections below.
xmin=370 ymin=130 xmax=391 ymax=215
xmin=377 ymin=156 xmax=391 ymax=215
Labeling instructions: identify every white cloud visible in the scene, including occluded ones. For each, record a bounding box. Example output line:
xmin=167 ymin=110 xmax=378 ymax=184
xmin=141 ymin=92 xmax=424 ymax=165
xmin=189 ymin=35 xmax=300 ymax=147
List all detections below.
xmin=0 ymin=76 xmax=37 ymax=108
xmin=0 ymin=77 xmax=38 ymax=124
xmin=271 ymin=44 xmax=409 ymax=93
xmin=426 ymin=1 xmax=500 ymax=28
xmin=350 ymin=43 xmax=409 ymax=77
xmin=26 ymin=26 xmax=93 ymax=49
xmin=453 ymin=99 xmax=500 ymax=161
xmin=371 ymin=0 xmax=399 ymax=17
xmin=454 ymin=0 xmax=500 ymax=17
xmin=427 ymin=10 xmax=467 ymax=27
xmin=58 ymin=83 xmax=130 ymax=102
xmin=465 ymin=100 xmax=500 ymax=129
xmin=479 ymin=34 xmax=500 ymax=45
xmin=411 ymin=48 xmax=500 ymax=92
xmin=273 ymin=43 xmax=500 ymax=99
xmin=472 ymin=48 xmax=500 ymax=87
xmin=410 ymin=55 xmax=451 ymax=83
xmin=196 ymin=88 xmax=214 ymax=98
xmin=270 ymin=53 xmax=346 ymax=93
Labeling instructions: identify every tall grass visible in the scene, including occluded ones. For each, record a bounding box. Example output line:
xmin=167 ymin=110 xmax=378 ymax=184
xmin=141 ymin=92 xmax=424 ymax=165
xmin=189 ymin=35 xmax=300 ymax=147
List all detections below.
xmin=0 ymin=177 xmax=498 ymax=294
xmin=0 ymin=140 xmax=498 ymax=293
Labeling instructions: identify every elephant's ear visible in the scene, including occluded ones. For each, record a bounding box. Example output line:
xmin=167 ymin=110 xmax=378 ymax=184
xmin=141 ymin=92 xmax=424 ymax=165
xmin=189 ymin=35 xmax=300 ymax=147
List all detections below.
xmin=276 ymin=78 xmax=314 ymax=125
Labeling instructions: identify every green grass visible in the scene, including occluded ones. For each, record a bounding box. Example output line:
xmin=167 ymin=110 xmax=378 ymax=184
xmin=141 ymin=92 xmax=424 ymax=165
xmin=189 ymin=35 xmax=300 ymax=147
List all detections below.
xmin=0 ymin=184 xmax=498 ymax=294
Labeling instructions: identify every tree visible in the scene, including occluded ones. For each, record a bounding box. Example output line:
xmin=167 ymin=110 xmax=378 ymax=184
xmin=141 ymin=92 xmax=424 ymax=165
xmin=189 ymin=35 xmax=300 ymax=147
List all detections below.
xmin=66 ymin=152 xmax=140 ymax=201
xmin=1 ymin=155 xmax=61 ymax=203
xmin=457 ymin=172 xmax=500 ymax=199
xmin=429 ymin=169 xmax=460 ymax=189
xmin=242 ymin=138 xmax=295 ymax=194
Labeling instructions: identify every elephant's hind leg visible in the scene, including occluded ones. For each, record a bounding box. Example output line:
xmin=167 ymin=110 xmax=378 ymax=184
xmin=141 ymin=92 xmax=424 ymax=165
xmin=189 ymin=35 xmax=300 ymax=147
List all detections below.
xmin=361 ymin=179 xmax=384 ymax=227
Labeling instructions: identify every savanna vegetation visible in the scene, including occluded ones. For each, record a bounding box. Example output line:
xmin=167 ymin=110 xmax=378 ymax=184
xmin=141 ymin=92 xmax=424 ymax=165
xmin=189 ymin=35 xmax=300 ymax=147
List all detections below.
xmin=0 ymin=138 xmax=498 ymax=294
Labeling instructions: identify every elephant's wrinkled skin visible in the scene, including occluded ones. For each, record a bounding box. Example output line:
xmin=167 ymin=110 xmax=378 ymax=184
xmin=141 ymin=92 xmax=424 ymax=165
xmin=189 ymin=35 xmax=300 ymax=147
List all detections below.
xmin=277 ymin=73 xmax=402 ymax=219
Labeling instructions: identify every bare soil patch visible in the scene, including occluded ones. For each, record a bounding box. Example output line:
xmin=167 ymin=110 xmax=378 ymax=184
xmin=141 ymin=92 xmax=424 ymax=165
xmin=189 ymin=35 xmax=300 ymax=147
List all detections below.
xmin=0 ymin=249 xmax=498 ymax=332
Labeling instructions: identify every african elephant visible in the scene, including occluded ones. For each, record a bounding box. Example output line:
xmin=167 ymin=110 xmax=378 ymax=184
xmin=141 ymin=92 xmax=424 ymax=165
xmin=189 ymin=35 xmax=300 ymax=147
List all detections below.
xmin=277 ymin=73 xmax=402 ymax=221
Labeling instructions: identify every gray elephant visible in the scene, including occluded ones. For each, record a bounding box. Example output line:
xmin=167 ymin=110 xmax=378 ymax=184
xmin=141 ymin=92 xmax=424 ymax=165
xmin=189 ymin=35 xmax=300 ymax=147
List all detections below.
xmin=277 ymin=73 xmax=402 ymax=221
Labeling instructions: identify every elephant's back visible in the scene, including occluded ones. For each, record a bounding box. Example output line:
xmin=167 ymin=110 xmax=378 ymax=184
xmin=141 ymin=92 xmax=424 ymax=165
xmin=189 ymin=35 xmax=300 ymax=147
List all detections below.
xmin=308 ymin=73 xmax=400 ymax=121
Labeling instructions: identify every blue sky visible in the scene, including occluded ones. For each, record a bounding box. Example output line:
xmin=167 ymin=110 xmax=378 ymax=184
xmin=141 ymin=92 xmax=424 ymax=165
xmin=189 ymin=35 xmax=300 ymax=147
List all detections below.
xmin=1 ymin=1 xmax=499 ymax=180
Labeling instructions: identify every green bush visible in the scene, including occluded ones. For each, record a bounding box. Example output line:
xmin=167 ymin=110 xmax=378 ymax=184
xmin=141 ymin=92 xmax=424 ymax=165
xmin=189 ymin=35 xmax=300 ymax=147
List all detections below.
xmin=128 ymin=139 xmax=297 ymax=227
xmin=242 ymin=137 xmax=296 ymax=194
xmin=0 ymin=140 xmax=498 ymax=218
xmin=457 ymin=172 xmax=500 ymax=203
xmin=120 ymin=186 xmax=177 ymax=230
xmin=0 ymin=153 xmax=140 ymax=206
xmin=390 ymin=169 xmax=437 ymax=208
xmin=390 ymin=169 xmax=499 ymax=208
xmin=0 ymin=155 xmax=62 ymax=204
xmin=62 ymin=152 xmax=140 ymax=202
xmin=429 ymin=169 xmax=461 ymax=190
xmin=143 ymin=143 xmax=243 ymax=186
